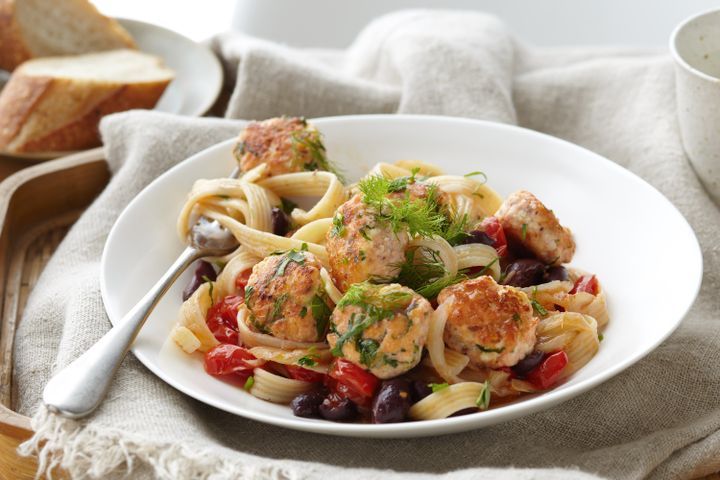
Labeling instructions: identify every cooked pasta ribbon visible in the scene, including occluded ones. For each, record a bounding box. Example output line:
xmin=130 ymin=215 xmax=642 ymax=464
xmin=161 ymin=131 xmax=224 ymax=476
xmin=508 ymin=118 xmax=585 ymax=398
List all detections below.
xmin=258 ymin=171 xmax=346 ymax=225
xmin=174 ymin=282 xmax=218 ymax=352
xmin=249 ymin=368 xmax=316 ymax=403
xmin=426 ymin=296 xmax=464 ymax=384
xmin=536 ymin=312 xmax=599 ymax=380
xmin=409 ymin=382 xmax=488 ymax=420
xmin=453 ymin=243 xmax=501 ymax=280
xmin=248 ymin=346 xmax=331 ymax=373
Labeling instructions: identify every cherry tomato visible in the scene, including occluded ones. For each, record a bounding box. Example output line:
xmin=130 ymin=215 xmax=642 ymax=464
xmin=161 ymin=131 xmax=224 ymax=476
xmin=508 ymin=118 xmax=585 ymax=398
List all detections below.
xmin=206 ymin=295 xmax=243 ymax=344
xmin=570 ymin=275 xmax=599 ymax=295
xmin=204 ymin=344 xmax=260 ymax=380
xmin=285 ymin=365 xmax=326 ymax=383
xmin=235 ymin=270 xmax=252 ymax=295
xmin=479 ymin=216 xmax=508 ymax=256
xmin=327 ymin=359 xmax=379 ymax=406
xmin=526 ymin=351 xmax=568 ymax=389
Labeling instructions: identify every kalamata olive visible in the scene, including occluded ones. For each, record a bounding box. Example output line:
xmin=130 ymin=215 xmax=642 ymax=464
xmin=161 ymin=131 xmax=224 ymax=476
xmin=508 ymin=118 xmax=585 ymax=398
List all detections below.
xmin=465 ymin=230 xmax=494 ymax=246
xmin=182 ymin=260 xmax=217 ymax=301
xmin=544 ymin=265 xmax=568 ymax=283
xmin=372 ymin=379 xmax=412 ymax=423
xmin=271 ymin=207 xmax=290 ymax=236
xmin=411 ymin=380 xmax=433 ymax=403
xmin=511 ymin=351 xmax=546 ymax=378
xmin=319 ymin=394 xmax=357 ymax=422
xmin=291 ymin=390 xmax=325 ymax=418
xmin=449 ymin=407 xmax=478 ymax=417
xmin=502 ymin=259 xmax=546 ymax=288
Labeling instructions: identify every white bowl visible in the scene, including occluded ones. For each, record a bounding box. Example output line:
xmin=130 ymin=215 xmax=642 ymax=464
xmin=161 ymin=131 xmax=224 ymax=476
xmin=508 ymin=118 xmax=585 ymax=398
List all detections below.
xmin=101 ymin=115 xmax=702 ymax=438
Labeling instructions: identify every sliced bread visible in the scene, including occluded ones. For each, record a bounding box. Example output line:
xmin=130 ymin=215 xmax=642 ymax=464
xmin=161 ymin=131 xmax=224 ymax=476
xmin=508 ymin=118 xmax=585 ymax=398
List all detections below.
xmin=0 ymin=0 xmax=136 ymax=71
xmin=0 ymin=49 xmax=174 ymax=153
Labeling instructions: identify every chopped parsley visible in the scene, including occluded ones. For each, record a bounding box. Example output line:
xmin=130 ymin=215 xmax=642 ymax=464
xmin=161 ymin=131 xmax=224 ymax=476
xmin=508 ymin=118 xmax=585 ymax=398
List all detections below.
xmin=244 ymin=285 xmax=254 ymax=304
xmin=530 ymin=286 xmax=548 ymax=316
xmin=274 ymin=248 xmax=307 ymax=278
xmin=521 ymin=223 xmax=528 ymax=241
xmin=332 ymin=283 xmax=413 ymax=357
xmin=476 ymin=344 xmax=505 ymax=353
xmin=429 ymin=382 xmax=449 ymax=393
xmin=512 ymin=312 xmax=521 ymax=323
xmin=476 ymin=380 xmax=491 ymax=410
xmin=382 ymin=355 xmax=399 ymax=368
xmin=243 ymin=376 xmax=254 ymax=391
xmin=298 ymin=352 xmax=319 ymax=367
xmin=310 ymin=295 xmax=332 ymax=338
xmin=598 ymin=333 xmax=604 ymax=342
xmin=331 ymin=213 xmax=346 ymax=237
xmin=269 ymin=294 xmax=288 ymax=322
xmin=357 ymin=338 xmax=380 ymax=366
xmin=299 ymin=306 xmax=308 ymax=317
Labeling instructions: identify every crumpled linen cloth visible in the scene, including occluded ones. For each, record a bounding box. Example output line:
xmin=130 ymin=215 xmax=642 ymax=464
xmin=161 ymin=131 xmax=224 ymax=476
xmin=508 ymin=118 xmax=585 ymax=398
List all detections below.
xmin=13 ymin=10 xmax=720 ymax=480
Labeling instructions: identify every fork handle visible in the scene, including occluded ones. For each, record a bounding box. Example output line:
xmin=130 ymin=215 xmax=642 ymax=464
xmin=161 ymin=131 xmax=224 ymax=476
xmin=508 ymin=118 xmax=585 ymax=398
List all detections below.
xmin=43 ymin=246 xmax=201 ymax=418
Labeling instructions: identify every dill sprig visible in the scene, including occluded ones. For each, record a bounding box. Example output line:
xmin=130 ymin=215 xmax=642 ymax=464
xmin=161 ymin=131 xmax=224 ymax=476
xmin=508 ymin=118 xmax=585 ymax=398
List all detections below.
xmin=439 ymin=212 xmax=471 ymax=246
xmin=393 ymin=246 xmax=466 ymax=299
xmin=291 ymin=128 xmax=345 ymax=183
xmin=357 ymin=175 xmax=446 ymax=237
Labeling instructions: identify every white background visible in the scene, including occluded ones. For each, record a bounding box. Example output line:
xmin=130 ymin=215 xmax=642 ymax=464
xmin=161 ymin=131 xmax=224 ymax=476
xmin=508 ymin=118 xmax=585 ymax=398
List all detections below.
xmin=90 ymin=0 xmax=718 ymax=47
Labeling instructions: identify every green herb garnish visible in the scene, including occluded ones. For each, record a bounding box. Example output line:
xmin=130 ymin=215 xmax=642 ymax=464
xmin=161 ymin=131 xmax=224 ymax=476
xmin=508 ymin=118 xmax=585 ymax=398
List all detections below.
xmin=382 ymin=355 xmax=399 ymax=367
xmin=464 ymin=171 xmax=487 ymax=183
xmin=331 ymin=213 xmax=346 ymax=237
xmin=332 ymin=283 xmax=412 ymax=356
xmin=467 ymin=257 xmax=499 ymax=279
xmin=298 ymin=353 xmax=319 ymax=367
xmin=291 ymin=129 xmax=344 ymax=182
xmin=530 ymin=286 xmax=548 ymax=316
xmin=598 ymin=333 xmax=604 ymax=342
xmin=439 ymin=212 xmax=471 ymax=246
xmin=429 ymin=383 xmax=449 ymax=393
xmin=476 ymin=380 xmax=491 ymax=410
xmin=244 ymin=285 xmax=254 ymax=304
xmin=393 ymin=246 xmax=466 ymax=299
xmin=310 ymin=295 xmax=332 ymax=338
xmin=270 ymin=294 xmax=288 ymax=322
xmin=357 ymin=175 xmax=446 ymax=237
xmin=244 ymin=376 xmax=254 ymax=391
xmin=357 ymin=338 xmax=380 ymax=366
xmin=521 ymin=223 xmax=528 ymax=241
xmin=274 ymin=249 xmax=306 ymax=278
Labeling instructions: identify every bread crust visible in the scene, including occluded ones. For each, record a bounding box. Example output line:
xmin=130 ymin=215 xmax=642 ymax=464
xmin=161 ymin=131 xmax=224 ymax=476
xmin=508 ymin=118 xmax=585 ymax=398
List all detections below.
xmin=0 ymin=0 xmax=32 ymax=71
xmin=0 ymin=75 xmax=170 ymax=153
xmin=0 ymin=0 xmax=136 ymax=71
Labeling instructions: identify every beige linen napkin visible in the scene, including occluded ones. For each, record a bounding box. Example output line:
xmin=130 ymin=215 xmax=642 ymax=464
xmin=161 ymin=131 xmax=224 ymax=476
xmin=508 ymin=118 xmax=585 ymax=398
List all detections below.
xmin=13 ymin=10 xmax=720 ymax=480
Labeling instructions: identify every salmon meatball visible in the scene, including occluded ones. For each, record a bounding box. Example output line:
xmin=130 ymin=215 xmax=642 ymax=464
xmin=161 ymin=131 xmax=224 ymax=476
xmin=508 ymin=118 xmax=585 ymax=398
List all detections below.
xmin=437 ymin=276 xmax=538 ymax=369
xmin=495 ymin=190 xmax=575 ymax=265
xmin=233 ymin=117 xmax=329 ymax=177
xmin=244 ymin=248 xmax=333 ymax=342
xmin=326 ymin=194 xmax=409 ymax=292
xmin=328 ymin=283 xmax=433 ymax=379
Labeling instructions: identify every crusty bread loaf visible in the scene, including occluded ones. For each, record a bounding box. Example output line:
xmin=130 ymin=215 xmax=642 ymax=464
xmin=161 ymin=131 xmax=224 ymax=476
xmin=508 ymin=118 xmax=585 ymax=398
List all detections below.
xmin=0 ymin=0 xmax=136 ymax=71
xmin=0 ymin=49 xmax=174 ymax=154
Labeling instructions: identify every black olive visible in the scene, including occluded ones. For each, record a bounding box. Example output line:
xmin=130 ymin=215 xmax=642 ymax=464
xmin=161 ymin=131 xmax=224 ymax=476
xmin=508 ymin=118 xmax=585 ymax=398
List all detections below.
xmin=410 ymin=379 xmax=433 ymax=403
xmin=544 ymin=265 xmax=569 ymax=282
xmin=372 ymin=379 xmax=412 ymax=423
xmin=271 ymin=207 xmax=290 ymax=236
xmin=319 ymin=394 xmax=357 ymax=422
xmin=291 ymin=390 xmax=325 ymax=418
xmin=449 ymin=407 xmax=478 ymax=417
xmin=511 ymin=351 xmax=546 ymax=378
xmin=502 ymin=259 xmax=546 ymax=288
xmin=465 ymin=230 xmax=494 ymax=246
xmin=182 ymin=260 xmax=217 ymax=301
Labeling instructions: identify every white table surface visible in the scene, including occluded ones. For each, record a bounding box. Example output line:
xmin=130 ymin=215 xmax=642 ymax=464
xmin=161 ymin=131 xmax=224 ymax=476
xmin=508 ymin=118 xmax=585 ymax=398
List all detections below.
xmin=91 ymin=0 xmax=718 ymax=48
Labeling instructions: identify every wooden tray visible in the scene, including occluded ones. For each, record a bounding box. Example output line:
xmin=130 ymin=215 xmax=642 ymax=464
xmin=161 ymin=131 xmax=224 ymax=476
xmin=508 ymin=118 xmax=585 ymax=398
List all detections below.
xmin=0 ymin=149 xmax=716 ymax=480
xmin=0 ymin=149 xmax=109 ymax=479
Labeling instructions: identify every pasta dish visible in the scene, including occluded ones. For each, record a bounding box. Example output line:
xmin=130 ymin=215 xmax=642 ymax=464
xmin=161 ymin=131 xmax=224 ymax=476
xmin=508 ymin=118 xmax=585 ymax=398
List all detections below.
xmin=171 ymin=117 xmax=608 ymax=423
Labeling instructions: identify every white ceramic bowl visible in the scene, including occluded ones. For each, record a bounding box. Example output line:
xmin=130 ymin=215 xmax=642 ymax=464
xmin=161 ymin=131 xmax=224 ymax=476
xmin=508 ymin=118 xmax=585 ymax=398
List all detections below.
xmin=101 ymin=115 xmax=702 ymax=438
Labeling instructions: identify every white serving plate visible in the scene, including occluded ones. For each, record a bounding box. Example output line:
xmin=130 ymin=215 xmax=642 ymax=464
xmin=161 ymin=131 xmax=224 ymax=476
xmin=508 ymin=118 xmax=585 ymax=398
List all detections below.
xmin=3 ymin=18 xmax=223 ymax=161
xmin=101 ymin=115 xmax=702 ymax=438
